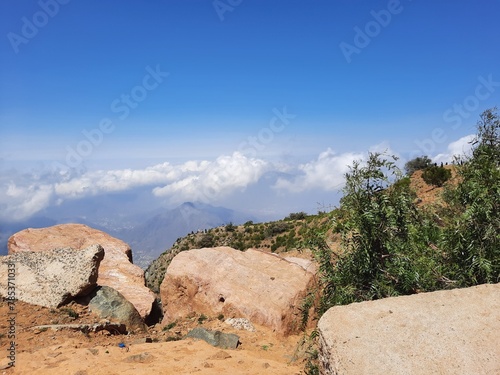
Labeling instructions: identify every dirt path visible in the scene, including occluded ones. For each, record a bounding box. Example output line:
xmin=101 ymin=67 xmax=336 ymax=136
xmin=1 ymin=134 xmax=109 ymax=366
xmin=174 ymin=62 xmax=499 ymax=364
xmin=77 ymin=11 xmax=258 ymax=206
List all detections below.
xmin=0 ymin=301 xmax=307 ymax=375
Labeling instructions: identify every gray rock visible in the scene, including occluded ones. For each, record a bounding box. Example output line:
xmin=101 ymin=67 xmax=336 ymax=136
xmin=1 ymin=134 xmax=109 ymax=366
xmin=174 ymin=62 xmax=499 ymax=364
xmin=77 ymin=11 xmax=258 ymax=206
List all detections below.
xmin=317 ymin=283 xmax=500 ymax=375
xmin=82 ymin=286 xmax=146 ymax=333
xmin=186 ymin=327 xmax=240 ymax=349
xmin=0 ymin=245 xmax=104 ymax=308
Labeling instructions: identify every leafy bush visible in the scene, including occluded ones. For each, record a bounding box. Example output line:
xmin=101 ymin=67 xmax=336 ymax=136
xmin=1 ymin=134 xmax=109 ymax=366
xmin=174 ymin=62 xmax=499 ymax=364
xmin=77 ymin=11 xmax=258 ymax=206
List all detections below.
xmin=405 ymin=155 xmax=432 ymax=176
xmin=285 ymin=212 xmax=307 ymax=221
xmin=225 ymin=222 xmax=236 ymax=232
xmin=314 ymin=153 xmax=443 ymax=312
xmin=265 ymin=221 xmax=290 ymax=237
xmin=442 ymin=108 xmax=500 ymax=285
xmin=197 ymin=233 xmax=215 ymax=248
xmin=422 ymin=166 xmax=451 ymax=187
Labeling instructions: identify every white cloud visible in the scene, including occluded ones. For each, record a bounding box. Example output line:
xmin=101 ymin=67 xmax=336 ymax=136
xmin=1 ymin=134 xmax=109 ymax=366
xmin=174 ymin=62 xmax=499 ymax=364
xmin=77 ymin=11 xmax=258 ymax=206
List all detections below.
xmin=433 ymin=134 xmax=475 ymax=164
xmin=274 ymin=148 xmax=364 ymax=193
xmin=1 ymin=136 xmax=475 ymax=222
xmin=153 ymin=152 xmax=269 ymax=202
xmin=54 ymin=162 xmax=182 ymax=198
xmin=0 ymin=152 xmax=269 ymax=221
xmin=1 ymin=183 xmax=54 ymax=221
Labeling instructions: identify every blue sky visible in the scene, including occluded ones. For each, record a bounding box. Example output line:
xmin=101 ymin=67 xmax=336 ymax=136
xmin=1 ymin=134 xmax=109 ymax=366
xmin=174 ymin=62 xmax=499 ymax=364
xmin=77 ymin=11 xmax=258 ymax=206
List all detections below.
xmin=0 ymin=0 xmax=499 ymax=221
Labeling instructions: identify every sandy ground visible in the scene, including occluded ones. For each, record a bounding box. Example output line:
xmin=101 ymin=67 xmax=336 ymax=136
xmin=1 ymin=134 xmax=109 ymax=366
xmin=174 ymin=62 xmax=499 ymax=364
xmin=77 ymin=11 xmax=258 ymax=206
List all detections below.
xmin=0 ymin=300 xmax=309 ymax=375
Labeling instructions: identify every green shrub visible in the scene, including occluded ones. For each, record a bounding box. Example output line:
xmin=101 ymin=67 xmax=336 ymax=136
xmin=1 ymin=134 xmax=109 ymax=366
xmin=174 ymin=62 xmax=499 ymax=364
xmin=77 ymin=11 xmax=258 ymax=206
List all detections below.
xmin=225 ymin=222 xmax=236 ymax=232
xmin=285 ymin=212 xmax=307 ymax=221
xmin=405 ymin=155 xmax=432 ymax=176
xmin=422 ymin=166 xmax=451 ymax=187
xmin=441 ymin=108 xmax=500 ymax=285
xmin=197 ymin=234 xmax=215 ymax=248
xmin=265 ymin=221 xmax=290 ymax=237
xmin=314 ymin=153 xmax=443 ymax=313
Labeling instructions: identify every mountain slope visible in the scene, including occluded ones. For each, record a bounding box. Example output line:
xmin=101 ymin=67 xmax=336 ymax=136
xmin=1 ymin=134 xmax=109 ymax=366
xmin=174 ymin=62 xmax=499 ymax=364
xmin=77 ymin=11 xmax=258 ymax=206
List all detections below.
xmin=117 ymin=202 xmax=256 ymax=269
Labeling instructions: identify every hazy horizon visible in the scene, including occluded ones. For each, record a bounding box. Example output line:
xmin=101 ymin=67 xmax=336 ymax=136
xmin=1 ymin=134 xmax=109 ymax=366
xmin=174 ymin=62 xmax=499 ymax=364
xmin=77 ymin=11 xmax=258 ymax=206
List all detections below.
xmin=1 ymin=1 xmax=499 ymax=223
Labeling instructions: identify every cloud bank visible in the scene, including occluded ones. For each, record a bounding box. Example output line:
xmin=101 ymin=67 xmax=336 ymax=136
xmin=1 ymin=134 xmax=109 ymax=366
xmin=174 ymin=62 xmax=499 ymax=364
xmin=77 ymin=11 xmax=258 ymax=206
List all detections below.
xmin=0 ymin=136 xmax=473 ymax=222
xmin=273 ymin=148 xmax=364 ymax=192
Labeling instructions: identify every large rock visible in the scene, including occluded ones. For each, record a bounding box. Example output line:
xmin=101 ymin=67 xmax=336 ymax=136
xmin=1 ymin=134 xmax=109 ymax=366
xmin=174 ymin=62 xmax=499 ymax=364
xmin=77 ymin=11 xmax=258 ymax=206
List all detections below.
xmin=186 ymin=327 xmax=240 ymax=349
xmin=83 ymin=286 xmax=147 ymax=333
xmin=160 ymin=246 xmax=316 ymax=335
xmin=0 ymin=245 xmax=103 ymax=308
xmin=8 ymin=224 xmax=155 ymax=320
xmin=317 ymin=283 xmax=500 ymax=375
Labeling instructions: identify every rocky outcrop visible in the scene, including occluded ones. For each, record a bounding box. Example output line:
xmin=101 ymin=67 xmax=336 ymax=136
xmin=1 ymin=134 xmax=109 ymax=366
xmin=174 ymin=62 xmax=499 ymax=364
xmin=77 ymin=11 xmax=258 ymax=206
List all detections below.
xmin=0 ymin=245 xmax=103 ymax=308
xmin=317 ymin=283 xmax=500 ymax=375
xmin=8 ymin=224 xmax=155 ymax=320
xmin=82 ymin=286 xmax=147 ymax=333
xmin=186 ymin=327 xmax=240 ymax=349
xmin=160 ymin=246 xmax=316 ymax=336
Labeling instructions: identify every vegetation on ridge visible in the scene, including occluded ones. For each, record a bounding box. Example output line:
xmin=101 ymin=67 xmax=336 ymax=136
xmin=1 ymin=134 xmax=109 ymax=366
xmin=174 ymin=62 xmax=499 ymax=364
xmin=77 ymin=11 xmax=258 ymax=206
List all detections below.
xmin=310 ymin=108 xmax=499 ymax=315
xmin=147 ymin=109 xmax=499 ymax=323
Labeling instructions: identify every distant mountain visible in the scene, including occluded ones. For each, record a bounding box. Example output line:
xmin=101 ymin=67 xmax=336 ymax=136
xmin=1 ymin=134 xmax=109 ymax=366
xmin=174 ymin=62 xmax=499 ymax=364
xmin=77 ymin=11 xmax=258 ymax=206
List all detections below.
xmin=0 ymin=201 xmax=257 ymax=270
xmin=116 ymin=202 xmax=256 ymax=269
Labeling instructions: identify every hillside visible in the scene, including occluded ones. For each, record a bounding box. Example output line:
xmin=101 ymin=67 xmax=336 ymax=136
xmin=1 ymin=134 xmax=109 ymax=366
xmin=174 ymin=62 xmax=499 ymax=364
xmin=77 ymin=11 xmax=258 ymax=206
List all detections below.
xmin=145 ymin=213 xmax=333 ymax=293
xmin=116 ymin=202 xmax=256 ymax=269
xmin=145 ymin=167 xmax=453 ymax=294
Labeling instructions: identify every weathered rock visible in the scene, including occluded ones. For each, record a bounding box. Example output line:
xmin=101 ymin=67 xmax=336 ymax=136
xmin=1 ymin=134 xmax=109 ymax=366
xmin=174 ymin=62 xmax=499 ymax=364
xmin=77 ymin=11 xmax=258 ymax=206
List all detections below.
xmin=317 ymin=283 xmax=500 ymax=375
xmin=225 ymin=318 xmax=255 ymax=332
xmin=8 ymin=224 xmax=155 ymax=320
xmin=160 ymin=246 xmax=316 ymax=335
xmin=186 ymin=327 xmax=240 ymax=349
xmin=0 ymin=245 xmax=103 ymax=308
xmin=79 ymin=286 xmax=147 ymax=333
